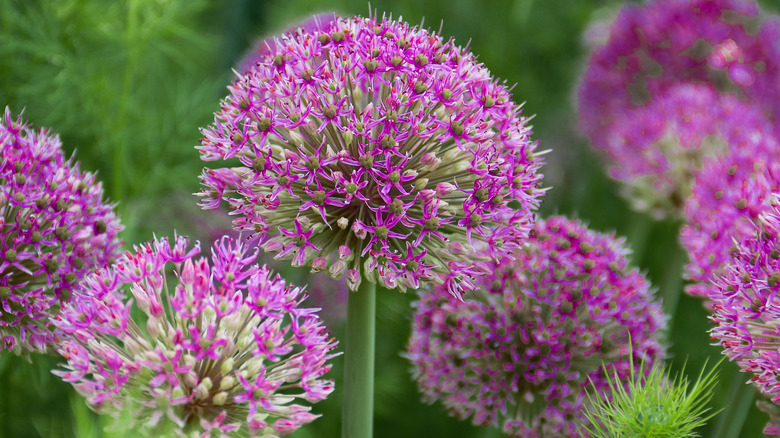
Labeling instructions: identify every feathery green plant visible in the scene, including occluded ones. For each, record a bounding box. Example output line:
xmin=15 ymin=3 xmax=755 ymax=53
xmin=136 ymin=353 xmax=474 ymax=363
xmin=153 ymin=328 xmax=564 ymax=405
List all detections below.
xmin=583 ymin=354 xmax=721 ymax=437
xmin=0 ymin=0 xmax=228 ymax=243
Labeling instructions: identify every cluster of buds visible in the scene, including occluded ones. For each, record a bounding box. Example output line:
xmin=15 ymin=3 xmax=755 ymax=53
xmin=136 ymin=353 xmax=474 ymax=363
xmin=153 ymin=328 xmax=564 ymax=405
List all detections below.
xmin=198 ymin=14 xmax=545 ymax=296
xmin=54 ymin=235 xmax=338 ymax=437
xmin=0 ymin=108 xmax=122 ymax=355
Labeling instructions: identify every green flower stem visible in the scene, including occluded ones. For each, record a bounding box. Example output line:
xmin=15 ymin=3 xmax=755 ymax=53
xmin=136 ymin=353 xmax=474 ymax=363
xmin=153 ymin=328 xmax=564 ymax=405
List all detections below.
xmin=711 ymin=371 xmax=755 ymax=438
xmin=342 ymin=278 xmax=376 ymax=438
xmin=627 ymin=212 xmax=652 ymax=266
xmin=660 ymin=241 xmax=685 ymax=321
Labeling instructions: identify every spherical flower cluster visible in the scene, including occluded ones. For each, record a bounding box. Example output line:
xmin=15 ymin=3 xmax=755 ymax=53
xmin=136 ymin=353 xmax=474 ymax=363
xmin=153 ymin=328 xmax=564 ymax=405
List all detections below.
xmin=198 ymin=14 xmax=545 ymax=295
xmin=0 ymin=108 xmax=122 ymax=355
xmin=708 ymin=198 xmax=780 ymax=434
xmin=680 ymin=129 xmax=779 ymax=298
xmin=406 ymin=216 xmax=666 ymax=437
xmin=579 ymin=0 xmax=780 ymax=151
xmin=594 ymin=83 xmax=772 ymax=218
xmin=54 ymin=235 xmax=338 ymax=437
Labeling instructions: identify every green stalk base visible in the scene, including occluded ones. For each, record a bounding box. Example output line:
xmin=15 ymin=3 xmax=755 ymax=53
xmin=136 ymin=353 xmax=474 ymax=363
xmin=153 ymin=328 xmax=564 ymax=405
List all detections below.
xmin=341 ymin=279 xmax=376 ymax=438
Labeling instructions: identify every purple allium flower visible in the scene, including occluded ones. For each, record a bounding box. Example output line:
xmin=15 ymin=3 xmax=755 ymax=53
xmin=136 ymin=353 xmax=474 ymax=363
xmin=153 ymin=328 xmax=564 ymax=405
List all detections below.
xmin=406 ymin=216 xmax=665 ymax=437
xmin=237 ymin=14 xmax=338 ymax=75
xmin=591 ymin=83 xmax=772 ymax=218
xmin=578 ymin=0 xmax=780 ymax=153
xmin=680 ymin=129 xmax=779 ymax=298
xmin=708 ymin=198 xmax=780 ymax=434
xmin=198 ymin=14 xmax=545 ymax=295
xmin=0 ymin=108 xmax=122 ymax=355
xmin=53 ymin=235 xmax=338 ymax=437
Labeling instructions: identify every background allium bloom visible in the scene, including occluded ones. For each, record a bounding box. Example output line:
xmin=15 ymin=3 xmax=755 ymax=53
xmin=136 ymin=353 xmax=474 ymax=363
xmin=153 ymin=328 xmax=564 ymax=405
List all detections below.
xmin=578 ymin=0 xmax=780 ymax=151
xmin=406 ymin=216 xmax=665 ymax=437
xmin=54 ymin=236 xmax=337 ymax=437
xmin=0 ymin=108 xmax=122 ymax=355
xmin=198 ymin=15 xmax=545 ymax=294
xmin=710 ymin=198 xmax=780 ymax=433
xmin=594 ymin=83 xmax=772 ymax=218
xmin=680 ymin=130 xmax=780 ymax=298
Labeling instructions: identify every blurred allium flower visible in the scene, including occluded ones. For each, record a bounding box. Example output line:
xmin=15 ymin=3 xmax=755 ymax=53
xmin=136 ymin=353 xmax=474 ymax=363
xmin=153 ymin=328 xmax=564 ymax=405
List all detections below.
xmin=0 ymin=108 xmax=122 ymax=355
xmin=406 ymin=216 xmax=665 ymax=437
xmin=198 ymin=15 xmax=545 ymax=294
xmin=237 ymin=14 xmax=337 ymax=75
xmin=54 ymin=235 xmax=337 ymax=437
xmin=578 ymin=0 xmax=780 ymax=152
xmin=589 ymin=83 xmax=772 ymax=218
xmin=680 ymin=130 xmax=779 ymax=298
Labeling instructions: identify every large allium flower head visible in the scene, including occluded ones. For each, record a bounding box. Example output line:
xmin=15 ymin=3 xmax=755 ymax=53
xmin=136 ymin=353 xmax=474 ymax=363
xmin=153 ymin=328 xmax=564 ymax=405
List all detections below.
xmin=54 ymin=235 xmax=338 ymax=437
xmin=198 ymin=14 xmax=545 ymax=295
xmin=680 ymin=130 xmax=780 ymax=298
xmin=578 ymin=0 xmax=780 ymax=151
xmin=406 ymin=216 xmax=666 ymax=437
xmin=598 ymin=83 xmax=772 ymax=218
xmin=0 ymin=108 xmax=122 ymax=355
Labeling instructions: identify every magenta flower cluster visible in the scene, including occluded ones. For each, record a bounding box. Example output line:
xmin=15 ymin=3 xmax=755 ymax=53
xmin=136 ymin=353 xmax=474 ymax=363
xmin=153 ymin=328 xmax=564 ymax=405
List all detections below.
xmin=580 ymin=0 xmax=780 ymax=149
xmin=578 ymin=0 xmax=780 ymax=218
xmin=681 ymin=128 xmax=779 ymax=298
xmin=406 ymin=216 xmax=665 ymax=437
xmin=709 ymin=198 xmax=780 ymax=435
xmin=53 ymin=235 xmax=338 ymax=437
xmin=0 ymin=108 xmax=122 ymax=355
xmin=198 ymin=14 xmax=544 ymax=295
xmin=589 ymin=83 xmax=772 ymax=218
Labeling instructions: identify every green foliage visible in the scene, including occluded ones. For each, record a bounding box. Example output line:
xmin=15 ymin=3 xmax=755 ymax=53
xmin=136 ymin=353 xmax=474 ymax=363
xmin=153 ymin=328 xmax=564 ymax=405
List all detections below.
xmin=0 ymin=0 xmax=229 ymax=243
xmin=583 ymin=356 xmax=721 ymax=437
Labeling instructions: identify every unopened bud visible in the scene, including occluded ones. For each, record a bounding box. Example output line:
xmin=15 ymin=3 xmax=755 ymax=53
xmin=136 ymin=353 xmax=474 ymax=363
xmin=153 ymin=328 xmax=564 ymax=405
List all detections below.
xmin=329 ymin=261 xmax=346 ymax=278
xmin=337 ymin=217 xmax=349 ymax=229
xmin=311 ymin=257 xmax=327 ymax=273
xmin=414 ymin=178 xmax=429 ymax=191
xmin=437 ymin=182 xmax=457 ymax=196
xmin=288 ymin=131 xmax=304 ymax=147
xmin=420 ymin=152 xmax=441 ymax=170
xmin=213 ymin=391 xmax=228 ymax=406
xmin=338 ymin=245 xmax=352 ymax=260
xmin=220 ymin=374 xmax=237 ymax=390
xmin=347 ymin=269 xmax=361 ymax=290
xmin=342 ymin=130 xmax=354 ymax=146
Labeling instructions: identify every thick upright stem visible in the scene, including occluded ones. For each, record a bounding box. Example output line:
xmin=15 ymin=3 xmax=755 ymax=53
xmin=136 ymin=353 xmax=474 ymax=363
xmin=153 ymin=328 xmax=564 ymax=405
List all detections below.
xmin=342 ymin=279 xmax=376 ymax=438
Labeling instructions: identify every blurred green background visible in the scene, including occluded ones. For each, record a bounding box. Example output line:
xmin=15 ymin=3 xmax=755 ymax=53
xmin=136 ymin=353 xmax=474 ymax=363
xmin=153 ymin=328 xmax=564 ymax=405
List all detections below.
xmin=2 ymin=0 xmax=780 ymax=436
